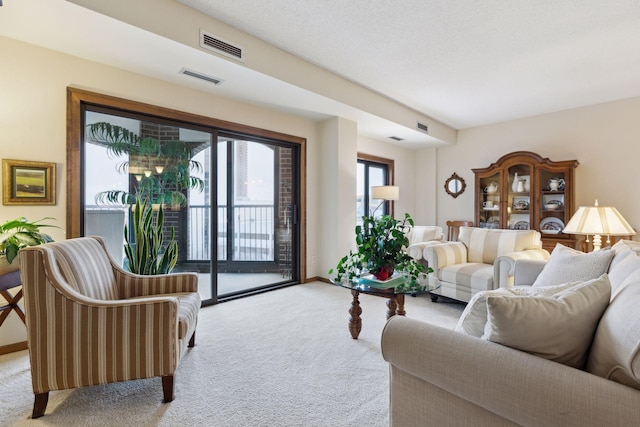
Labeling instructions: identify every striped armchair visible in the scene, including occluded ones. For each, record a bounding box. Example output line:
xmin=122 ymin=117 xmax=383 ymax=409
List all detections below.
xmin=424 ymin=227 xmax=549 ymax=302
xmin=19 ymin=236 xmax=200 ymax=418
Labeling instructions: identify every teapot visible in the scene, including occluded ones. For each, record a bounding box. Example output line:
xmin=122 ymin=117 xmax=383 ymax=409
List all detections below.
xmin=484 ymin=182 xmax=498 ymax=194
xmin=548 ymin=178 xmax=565 ymax=191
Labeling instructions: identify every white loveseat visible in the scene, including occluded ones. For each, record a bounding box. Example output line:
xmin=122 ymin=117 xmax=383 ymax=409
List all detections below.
xmin=382 ymin=240 xmax=640 ymax=426
xmin=405 ymin=225 xmax=444 ymax=264
xmin=423 ymin=226 xmax=549 ymax=302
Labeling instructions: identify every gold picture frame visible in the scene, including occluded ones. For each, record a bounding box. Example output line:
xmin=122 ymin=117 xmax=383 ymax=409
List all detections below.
xmin=2 ymin=159 xmax=56 ymax=205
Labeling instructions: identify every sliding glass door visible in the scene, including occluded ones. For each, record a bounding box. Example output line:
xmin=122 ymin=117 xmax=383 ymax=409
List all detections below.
xmin=214 ymin=134 xmax=296 ymax=297
xmin=82 ymin=107 xmax=300 ymax=305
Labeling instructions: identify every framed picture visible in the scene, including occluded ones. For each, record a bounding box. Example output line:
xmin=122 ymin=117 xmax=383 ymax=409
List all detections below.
xmin=2 ymin=159 xmax=56 ymax=205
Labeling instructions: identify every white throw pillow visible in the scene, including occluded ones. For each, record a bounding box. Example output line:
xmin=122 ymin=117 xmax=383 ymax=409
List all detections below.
xmin=482 ymin=274 xmax=611 ymax=369
xmin=454 ymin=281 xmax=580 ymax=338
xmin=532 ymin=244 xmax=614 ymax=287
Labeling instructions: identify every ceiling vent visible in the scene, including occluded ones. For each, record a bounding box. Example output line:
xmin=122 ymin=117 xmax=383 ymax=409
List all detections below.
xmin=179 ymin=68 xmax=224 ymax=86
xmin=389 ymin=136 xmax=404 ymax=141
xmin=416 ymin=121 xmax=429 ymax=134
xmin=200 ymin=30 xmax=244 ymax=62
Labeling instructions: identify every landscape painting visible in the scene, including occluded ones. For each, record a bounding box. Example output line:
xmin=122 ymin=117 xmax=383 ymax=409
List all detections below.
xmin=2 ymin=159 xmax=56 ymax=205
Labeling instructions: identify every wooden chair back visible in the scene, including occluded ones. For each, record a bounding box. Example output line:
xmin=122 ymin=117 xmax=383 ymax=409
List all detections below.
xmin=446 ymin=220 xmax=474 ymax=241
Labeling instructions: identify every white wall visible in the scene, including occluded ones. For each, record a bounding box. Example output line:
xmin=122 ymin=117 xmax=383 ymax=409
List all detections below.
xmin=431 ymin=97 xmax=640 ymax=233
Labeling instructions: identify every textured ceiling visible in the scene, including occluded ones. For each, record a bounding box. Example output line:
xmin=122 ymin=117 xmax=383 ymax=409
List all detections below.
xmin=178 ymin=0 xmax=640 ymax=129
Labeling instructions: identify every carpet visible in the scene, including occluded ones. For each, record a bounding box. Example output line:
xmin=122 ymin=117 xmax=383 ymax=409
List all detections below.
xmin=0 ymin=282 xmax=464 ymax=426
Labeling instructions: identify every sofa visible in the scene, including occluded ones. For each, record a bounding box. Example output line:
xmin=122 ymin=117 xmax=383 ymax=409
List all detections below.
xmin=381 ymin=240 xmax=640 ymax=426
xmin=423 ymin=226 xmax=549 ymax=302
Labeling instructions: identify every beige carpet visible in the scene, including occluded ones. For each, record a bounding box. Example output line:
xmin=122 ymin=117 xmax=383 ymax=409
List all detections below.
xmin=0 ymin=282 xmax=464 ymax=427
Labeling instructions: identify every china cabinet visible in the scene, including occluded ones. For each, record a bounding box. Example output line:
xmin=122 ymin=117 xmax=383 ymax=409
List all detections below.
xmin=472 ymin=151 xmax=579 ymax=251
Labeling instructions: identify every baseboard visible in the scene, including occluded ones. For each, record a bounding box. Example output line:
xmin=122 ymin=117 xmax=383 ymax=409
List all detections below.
xmin=304 ymin=276 xmax=331 ymax=284
xmin=0 ymin=340 xmax=27 ymax=355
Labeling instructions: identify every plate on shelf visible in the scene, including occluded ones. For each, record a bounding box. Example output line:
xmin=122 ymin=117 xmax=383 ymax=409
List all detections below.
xmin=540 ymin=217 xmax=564 ymax=234
xmin=513 ymin=221 xmax=529 ymax=230
xmin=513 ymin=199 xmax=529 ymax=210
xmin=487 ymin=216 xmax=500 ymax=228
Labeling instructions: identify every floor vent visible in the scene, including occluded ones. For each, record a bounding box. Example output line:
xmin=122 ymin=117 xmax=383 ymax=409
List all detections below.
xmin=179 ymin=68 xmax=224 ymax=86
xmin=416 ymin=121 xmax=429 ymax=134
xmin=389 ymin=136 xmax=404 ymax=141
xmin=200 ymin=30 xmax=244 ymax=62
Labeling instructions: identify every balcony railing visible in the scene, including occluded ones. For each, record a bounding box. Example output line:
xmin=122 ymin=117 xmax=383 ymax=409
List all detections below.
xmin=188 ymin=204 xmax=275 ymax=262
xmin=85 ymin=204 xmax=277 ymax=263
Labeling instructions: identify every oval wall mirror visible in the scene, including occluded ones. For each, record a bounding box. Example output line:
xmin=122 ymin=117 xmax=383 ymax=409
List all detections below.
xmin=445 ymin=172 xmax=466 ymax=198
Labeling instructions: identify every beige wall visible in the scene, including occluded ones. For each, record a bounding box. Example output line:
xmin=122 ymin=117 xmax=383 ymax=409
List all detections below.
xmin=432 ymin=96 xmax=640 ymax=233
xmin=0 ymin=36 xmax=325 ymax=346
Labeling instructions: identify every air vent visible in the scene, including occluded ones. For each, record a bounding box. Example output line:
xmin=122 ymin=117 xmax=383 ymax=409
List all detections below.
xmin=179 ymin=68 xmax=224 ymax=85
xmin=200 ymin=30 xmax=244 ymax=61
xmin=389 ymin=136 xmax=404 ymax=141
xmin=417 ymin=121 xmax=429 ymax=134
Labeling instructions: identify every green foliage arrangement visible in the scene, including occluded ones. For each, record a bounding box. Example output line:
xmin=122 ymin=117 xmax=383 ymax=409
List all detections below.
xmin=0 ymin=217 xmax=56 ymax=264
xmin=86 ymin=122 xmax=205 ymax=207
xmin=124 ymin=198 xmax=178 ymax=275
xmin=330 ymin=213 xmax=431 ymax=289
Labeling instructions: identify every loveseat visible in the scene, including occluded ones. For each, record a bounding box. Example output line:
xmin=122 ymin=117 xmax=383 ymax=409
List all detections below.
xmin=381 ymin=240 xmax=640 ymax=426
xmin=405 ymin=225 xmax=444 ymax=265
xmin=423 ymin=226 xmax=549 ymax=302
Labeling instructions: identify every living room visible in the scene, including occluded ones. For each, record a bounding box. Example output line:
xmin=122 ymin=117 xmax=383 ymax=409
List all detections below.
xmin=1 ymin=0 xmax=640 ymax=425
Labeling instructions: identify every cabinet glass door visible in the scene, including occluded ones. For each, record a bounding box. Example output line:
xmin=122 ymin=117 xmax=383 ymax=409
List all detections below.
xmin=479 ymin=173 xmax=501 ymax=228
xmin=538 ymin=170 xmax=567 ymax=235
xmin=507 ymin=165 xmax=532 ymax=230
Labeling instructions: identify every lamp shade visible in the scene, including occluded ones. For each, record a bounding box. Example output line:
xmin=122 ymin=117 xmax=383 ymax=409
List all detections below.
xmin=563 ymin=201 xmax=636 ymax=237
xmin=371 ymin=185 xmax=399 ymax=201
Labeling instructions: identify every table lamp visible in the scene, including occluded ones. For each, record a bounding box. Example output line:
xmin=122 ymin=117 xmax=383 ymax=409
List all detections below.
xmin=563 ymin=199 xmax=636 ymax=251
xmin=371 ymin=185 xmax=399 ymax=216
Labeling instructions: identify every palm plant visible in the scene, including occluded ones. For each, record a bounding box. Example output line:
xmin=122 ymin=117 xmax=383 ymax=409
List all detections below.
xmin=86 ymin=122 xmax=205 ymax=207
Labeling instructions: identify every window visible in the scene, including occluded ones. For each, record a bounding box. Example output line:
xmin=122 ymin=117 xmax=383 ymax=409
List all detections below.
xmin=357 ymin=153 xmax=394 ymax=223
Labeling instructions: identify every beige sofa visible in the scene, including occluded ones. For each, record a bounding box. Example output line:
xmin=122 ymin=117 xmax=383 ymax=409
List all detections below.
xmin=423 ymin=227 xmax=549 ymax=302
xmin=381 ymin=240 xmax=640 ymax=426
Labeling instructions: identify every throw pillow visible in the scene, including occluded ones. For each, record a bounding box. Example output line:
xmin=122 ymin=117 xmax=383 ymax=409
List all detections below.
xmin=587 ymin=279 xmax=640 ymax=389
xmin=454 ymin=281 xmax=580 ymax=338
xmin=532 ymin=244 xmax=614 ymax=287
xmin=482 ymin=274 xmax=611 ymax=369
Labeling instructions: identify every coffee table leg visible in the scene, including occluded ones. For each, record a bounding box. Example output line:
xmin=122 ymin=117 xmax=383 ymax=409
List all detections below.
xmin=386 ymin=297 xmax=397 ymax=319
xmin=349 ymin=290 xmax=362 ymax=339
xmin=395 ymin=294 xmax=406 ymax=316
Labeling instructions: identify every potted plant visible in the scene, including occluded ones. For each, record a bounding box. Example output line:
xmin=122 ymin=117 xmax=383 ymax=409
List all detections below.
xmin=124 ymin=198 xmax=178 ymax=275
xmin=330 ymin=213 xmax=431 ymax=288
xmin=0 ymin=217 xmax=56 ymax=274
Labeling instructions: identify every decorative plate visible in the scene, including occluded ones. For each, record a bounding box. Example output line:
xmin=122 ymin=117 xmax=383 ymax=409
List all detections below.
xmin=540 ymin=217 xmax=564 ymax=234
xmin=513 ymin=199 xmax=529 ymax=210
xmin=513 ymin=221 xmax=529 ymax=230
xmin=487 ymin=216 xmax=500 ymax=228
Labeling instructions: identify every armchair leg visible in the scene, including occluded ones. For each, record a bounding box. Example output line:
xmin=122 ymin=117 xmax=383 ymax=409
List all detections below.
xmin=162 ymin=375 xmax=174 ymax=403
xmin=188 ymin=331 xmax=196 ymax=347
xmin=32 ymin=392 xmax=49 ymax=418
xmin=430 ymin=293 xmax=439 ymax=302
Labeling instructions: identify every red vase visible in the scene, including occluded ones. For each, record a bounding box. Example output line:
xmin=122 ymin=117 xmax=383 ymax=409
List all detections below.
xmin=373 ymin=265 xmax=394 ymax=281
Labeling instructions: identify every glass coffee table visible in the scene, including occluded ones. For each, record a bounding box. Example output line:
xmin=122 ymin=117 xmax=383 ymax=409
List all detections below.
xmin=332 ymin=275 xmax=439 ymax=339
